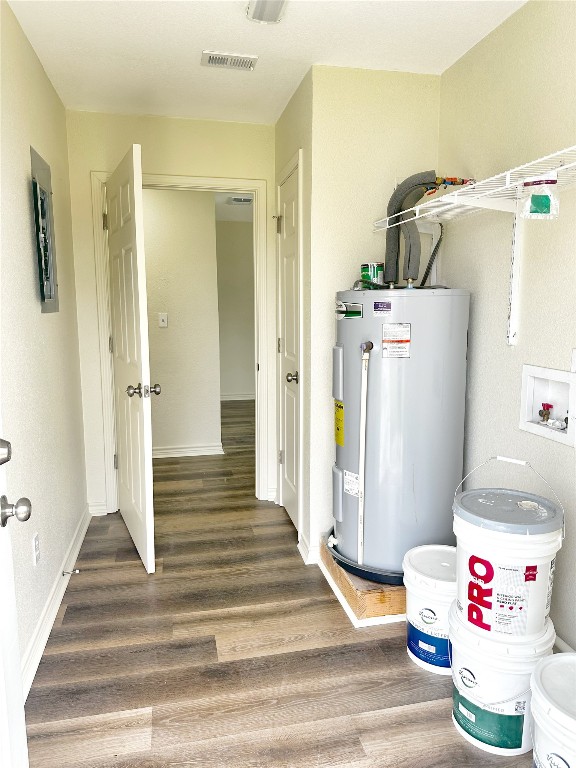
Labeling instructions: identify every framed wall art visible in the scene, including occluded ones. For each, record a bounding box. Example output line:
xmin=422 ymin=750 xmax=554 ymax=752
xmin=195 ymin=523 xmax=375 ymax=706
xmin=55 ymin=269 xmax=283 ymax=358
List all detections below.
xmin=31 ymin=147 xmax=59 ymax=312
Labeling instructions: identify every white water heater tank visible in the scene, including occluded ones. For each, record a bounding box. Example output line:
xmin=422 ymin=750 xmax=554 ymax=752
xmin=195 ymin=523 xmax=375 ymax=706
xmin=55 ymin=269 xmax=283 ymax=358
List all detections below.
xmin=331 ymin=287 xmax=470 ymax=584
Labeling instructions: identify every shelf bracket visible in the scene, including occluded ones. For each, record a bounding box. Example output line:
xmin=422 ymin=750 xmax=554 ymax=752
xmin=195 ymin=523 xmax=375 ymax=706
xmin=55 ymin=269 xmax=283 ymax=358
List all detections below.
xmin=507 ymin=200 xmax=524 ymax=346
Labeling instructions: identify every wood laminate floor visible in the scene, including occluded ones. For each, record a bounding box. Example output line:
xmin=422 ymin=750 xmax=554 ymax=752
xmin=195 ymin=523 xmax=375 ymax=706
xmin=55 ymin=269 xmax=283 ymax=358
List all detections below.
xmin=25 ymin=401 xmax=531 ymax=767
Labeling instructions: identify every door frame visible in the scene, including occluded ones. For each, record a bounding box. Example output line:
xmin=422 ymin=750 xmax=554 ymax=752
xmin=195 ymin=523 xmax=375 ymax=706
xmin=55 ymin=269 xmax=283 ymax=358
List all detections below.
xmin=276 ymin=150 xmax=304 ymax=542
xmin=91 ymin=172 xmax=271 ymax=504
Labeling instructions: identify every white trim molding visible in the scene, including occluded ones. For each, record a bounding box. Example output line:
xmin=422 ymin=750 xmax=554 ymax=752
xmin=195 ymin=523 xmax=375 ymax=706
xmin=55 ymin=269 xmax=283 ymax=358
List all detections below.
xmin=220 ymin=394 xmax=255 ymax=402
xmin=91 ymin=172 xmax=118 ymax=515
xmin=152 ymin=443 xmax=224 ymax=459
xmin=88 ymin=501 xmax=109 ymax=517
xmin=21 ymin=507 xmax=90 ymax=698
xmin=554 ymin=635 xmax=575 ymax=653
xmin=297 ymin=532 xmax=319 ymax=565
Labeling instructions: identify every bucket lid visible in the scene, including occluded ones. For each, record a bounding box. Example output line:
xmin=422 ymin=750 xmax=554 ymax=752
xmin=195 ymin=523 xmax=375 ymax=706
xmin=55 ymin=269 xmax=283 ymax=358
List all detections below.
xmin=531 ymin=653 xmax=576 ymax=731
xmin=403 ymin=545 xmax=456 ymax=587
xmin=453 ymin=488 xmax=563 ymax=534
xmin=448 ymin=602 xmax=556 ymax=656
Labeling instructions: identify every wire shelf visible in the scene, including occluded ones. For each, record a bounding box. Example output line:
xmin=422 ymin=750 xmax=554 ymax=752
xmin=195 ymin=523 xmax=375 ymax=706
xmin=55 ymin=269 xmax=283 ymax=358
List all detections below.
xmin=374 ymin=145 xmax=576 ymax=230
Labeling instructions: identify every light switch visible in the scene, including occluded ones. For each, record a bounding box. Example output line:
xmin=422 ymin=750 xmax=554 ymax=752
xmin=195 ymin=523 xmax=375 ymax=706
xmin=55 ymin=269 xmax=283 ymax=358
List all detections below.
xmin=158 ymin=313 xmax=168 ymax=328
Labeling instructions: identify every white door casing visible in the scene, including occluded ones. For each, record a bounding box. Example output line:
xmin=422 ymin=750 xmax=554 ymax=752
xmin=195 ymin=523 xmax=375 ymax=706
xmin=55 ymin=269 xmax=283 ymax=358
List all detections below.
xmin=278 ymin=155 xmax=302 ymax=530
xmin=91 ymin=174 xmax=272 ymax=509
xmin=106 ymin=145 xmax=155 ymax=573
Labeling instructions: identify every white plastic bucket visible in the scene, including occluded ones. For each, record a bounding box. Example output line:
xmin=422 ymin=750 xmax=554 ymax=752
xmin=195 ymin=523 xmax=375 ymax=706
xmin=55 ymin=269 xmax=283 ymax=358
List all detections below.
xmin=449 ymin=601 xmax=555 ymax=755
xmin=402 ymin=545 xmax=456 ymax=675
xmin=531 ymin=653 xmax=576 ymax=768
xmin=453 ymin=488 xmax=563 ymax=638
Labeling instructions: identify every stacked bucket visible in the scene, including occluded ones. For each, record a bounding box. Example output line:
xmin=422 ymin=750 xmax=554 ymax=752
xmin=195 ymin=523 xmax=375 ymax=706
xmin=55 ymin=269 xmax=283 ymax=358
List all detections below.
xmin=403 ymin=457 xmax=574 ymax=760
xmin=530 ymin=652 xmax=576 ymax=767
xmin=449 ymin=462 xmax=564 ymax=756
xmin=403 ymin=544 xmax=457 ymax=675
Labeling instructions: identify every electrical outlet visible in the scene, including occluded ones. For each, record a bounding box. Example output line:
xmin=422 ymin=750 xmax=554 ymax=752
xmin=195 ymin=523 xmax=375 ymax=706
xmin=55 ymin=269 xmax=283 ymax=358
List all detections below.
xmin=33 ymin=533 xmax=40 ymax=566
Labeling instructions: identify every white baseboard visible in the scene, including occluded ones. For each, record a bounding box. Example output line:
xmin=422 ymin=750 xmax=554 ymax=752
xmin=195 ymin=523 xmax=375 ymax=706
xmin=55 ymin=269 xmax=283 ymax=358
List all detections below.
xmin=220 ymin=394 xmax=255 ymax=402
xmin=88 ymin=501 xmax=109 ymax=516
xmin=297 ymin=534 xmax=319 ymax=565
xmin=22 ymin=506 xmax=91 ymax=699
xmin=152 ymin=443 xmax=224 ymax=459
xmin=555 ymin=635 xmax=575 ymax=653
xmin=267 ymin=486 xmax=277 ymax=502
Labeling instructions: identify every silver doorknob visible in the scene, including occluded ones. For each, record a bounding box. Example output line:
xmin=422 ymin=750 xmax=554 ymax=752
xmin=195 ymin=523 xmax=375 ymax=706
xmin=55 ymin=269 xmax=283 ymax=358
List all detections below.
xmin=0 ymin=438 xmax=11 ymax=466
xmin=286 ymin=371 xmax=299 ymax=384
xmin=1 ymin=495 xmax=32 ymax=528
xmin=150 ymin=384 xmax=161 ymax=395
xmin=126 ymin=383 xmax=142 ymax=398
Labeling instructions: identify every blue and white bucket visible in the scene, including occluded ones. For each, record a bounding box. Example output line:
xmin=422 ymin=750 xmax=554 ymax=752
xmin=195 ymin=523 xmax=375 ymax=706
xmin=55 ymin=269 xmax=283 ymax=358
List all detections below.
xmin=402 ymin=545 xmax=456 ymax=675
xmin=449 ymin=601 xmax=556 ymax=755
xmin=531 ymin=653 xmax=576 ymax=768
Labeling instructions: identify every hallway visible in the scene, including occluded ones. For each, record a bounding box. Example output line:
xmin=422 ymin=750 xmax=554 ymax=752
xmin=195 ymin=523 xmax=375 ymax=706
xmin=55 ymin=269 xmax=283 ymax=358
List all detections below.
xmin=24 ymin=401 xmax=529 ymax=767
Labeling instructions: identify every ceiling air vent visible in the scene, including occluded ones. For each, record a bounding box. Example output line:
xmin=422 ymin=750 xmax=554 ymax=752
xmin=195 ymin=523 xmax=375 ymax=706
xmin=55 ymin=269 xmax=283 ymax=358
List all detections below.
xmin=201 ymin=51 xmax=258 ymax=71
xmin=227 ymin=196 xmax=253 ymax=205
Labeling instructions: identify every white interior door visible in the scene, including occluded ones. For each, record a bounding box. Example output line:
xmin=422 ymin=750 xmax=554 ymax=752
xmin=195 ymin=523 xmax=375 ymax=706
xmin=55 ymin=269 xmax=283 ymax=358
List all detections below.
xmin=0 ymin=513 xmax=29 ymax=768
xmin=278 ymin=164 xmax=300 ymax=529
xmin=107 ymin=145 xmax=155 ymax=573
xmin=0 ymin=350 xmax=30 ymax=766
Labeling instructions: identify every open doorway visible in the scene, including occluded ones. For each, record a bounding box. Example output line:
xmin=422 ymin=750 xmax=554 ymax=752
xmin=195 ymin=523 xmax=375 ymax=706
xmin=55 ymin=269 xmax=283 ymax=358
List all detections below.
xmin=90 ymin=169 xmax=273 ymax=536
xmin=214 ymin=193 xmax=258 ymax=462
xmin=142 ymin=188 xmax=255 ymax=461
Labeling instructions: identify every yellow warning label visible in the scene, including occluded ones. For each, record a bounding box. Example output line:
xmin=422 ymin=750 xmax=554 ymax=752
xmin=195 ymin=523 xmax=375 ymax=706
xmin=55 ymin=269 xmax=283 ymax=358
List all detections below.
xmin=335 ymin=400 xmax=344 ymax=447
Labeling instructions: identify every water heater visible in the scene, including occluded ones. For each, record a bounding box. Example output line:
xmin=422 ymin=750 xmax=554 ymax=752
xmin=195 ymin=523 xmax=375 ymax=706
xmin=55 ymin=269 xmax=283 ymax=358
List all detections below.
xmin=331 ymin=287 xmax=470 ymax=584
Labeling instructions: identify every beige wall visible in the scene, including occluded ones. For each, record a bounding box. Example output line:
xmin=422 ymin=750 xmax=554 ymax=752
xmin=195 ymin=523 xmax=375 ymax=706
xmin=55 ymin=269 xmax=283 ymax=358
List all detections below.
xmin=215 ymin=221 xmax=255 ymax=400
xmin=144 ymin=189 xmax=222 ymax=455
xmin=0 ymin=3 xmax=87 ymax=664
xmin=277 ymin=66 xmax=441 ymax=558
xmin=66 ymin=112 xmax=276 ymax=509
xmin=438 ymin=1 xmax=576 ymax=647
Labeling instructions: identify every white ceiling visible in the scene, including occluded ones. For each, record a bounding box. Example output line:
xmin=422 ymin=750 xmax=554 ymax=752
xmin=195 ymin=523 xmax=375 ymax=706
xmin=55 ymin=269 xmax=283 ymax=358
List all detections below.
xmin=9 ymin=0 xmax=526 ymax=125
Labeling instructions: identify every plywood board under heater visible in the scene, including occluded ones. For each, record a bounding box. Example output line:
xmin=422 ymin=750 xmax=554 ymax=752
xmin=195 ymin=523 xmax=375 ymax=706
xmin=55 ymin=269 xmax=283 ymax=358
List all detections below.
xmin=319 ymin=538 xmax=406 ymax=628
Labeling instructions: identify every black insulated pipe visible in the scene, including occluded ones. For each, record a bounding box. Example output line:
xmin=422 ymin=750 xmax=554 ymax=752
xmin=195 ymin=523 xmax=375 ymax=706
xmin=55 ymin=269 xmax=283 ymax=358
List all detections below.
xmin=383 ymin=170 xmax=437 ymax=284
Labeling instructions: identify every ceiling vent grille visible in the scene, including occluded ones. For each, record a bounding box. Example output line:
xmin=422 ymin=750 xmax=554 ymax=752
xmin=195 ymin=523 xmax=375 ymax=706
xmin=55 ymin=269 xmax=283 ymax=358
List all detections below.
xmin=201 ymin=51 xmax=258 ymax=71
xmin=227 ymin=196 xmax=253 ymax=205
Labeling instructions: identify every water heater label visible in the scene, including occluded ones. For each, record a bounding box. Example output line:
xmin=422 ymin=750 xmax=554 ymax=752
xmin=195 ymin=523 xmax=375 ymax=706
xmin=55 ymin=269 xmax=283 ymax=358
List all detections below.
xmin=373 ymin=301 xmax=392 ymax=316
xmin=382 ymin=323 xmax=411 ymax=358
xmin=334 ymin=400 xmax=344 ymax=446
xmin=344 ymin=470 xmax=360 ymax=497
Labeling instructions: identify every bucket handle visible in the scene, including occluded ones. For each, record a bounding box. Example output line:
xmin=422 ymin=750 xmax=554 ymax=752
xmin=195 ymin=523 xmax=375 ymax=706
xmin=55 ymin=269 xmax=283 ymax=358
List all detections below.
xmin=454 ymin=456 xmax=565 ymax=539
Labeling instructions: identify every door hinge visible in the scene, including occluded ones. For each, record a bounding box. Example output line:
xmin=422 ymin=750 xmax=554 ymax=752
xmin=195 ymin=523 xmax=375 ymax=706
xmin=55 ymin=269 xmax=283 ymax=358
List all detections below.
xmin=275 ymin=215 xmax=282 ymax=234
xmin=114 ymin=453 xmax=118 ymax=470
xmin=109 ymin=335 xmax=114 ymax=354
xmin=278 ymin=450 xmax=283 ymax=465
xmin=277 ymin=337 xmax=282 ymax=353
xmin=102 ymin=212 xmax=108 ymax=231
